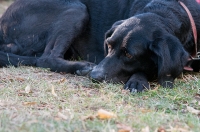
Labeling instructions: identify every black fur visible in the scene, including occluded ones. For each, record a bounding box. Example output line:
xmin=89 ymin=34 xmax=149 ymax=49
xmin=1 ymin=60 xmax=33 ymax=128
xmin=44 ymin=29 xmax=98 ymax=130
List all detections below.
xmin=0 ymin=0 xmax=199 ymax=92
xmin=90 ymin=0 xmax=200 ymax=92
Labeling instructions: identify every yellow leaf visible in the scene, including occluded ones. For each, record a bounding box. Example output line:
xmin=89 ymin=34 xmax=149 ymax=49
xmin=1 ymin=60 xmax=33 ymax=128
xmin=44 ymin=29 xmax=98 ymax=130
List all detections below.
xmin=51 ymin=85 xmax=57 ymax=97
xmin=141 ymin=109 xmax=152 ymax=113
xmin=118 ymin=129 xmax=132 ymax=132
xmin=117 ymin=123 xmax=133 ymax=132
xmin=97 ymin=109 xmax=116 ymax=120
xmin=23 ymin=102 xmax=37 ymax=106
xmin=59 ymin=78 xmax=66 ymax=83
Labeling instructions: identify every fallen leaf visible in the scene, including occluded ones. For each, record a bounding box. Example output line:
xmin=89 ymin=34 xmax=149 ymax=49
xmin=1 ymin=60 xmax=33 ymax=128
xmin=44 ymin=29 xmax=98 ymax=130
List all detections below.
xmin=97 ymin=109 xmax=116 ymax=120
xmin=59 ymin=78 xmax=66 ymax=83
xmin=117 ymin=123 xmax=133 ymax=132
xmin=58 ymin=112 xmax=68 ymax=120
xmin=82 ymin=115 xmax=96 ymax=121
xmin=140 ymin=108 xmax=152 ymax=113
xmin=166 ymin=127 xmax=189 ymax=132
xmin=141 ymin=126 xmax=150 ymax=132
xmin=118 ymin=129 xmax=132 ymax=132
xmin=16 ymin=77 xmax=25 ymax=82
xmin=51 ymin=85 xmax=57 ymax=97
xmin=23 ymin=102 xmax=37 ymax=106
xmin=187 ymin=106 xmax=200 ymax=115
xmin=142 ymin=96 xmax=149 ymax=100
xmin=25 ymin=84 xmax=31 ymax=93
xmin=157 ymin=127 xmax=166 ymax=132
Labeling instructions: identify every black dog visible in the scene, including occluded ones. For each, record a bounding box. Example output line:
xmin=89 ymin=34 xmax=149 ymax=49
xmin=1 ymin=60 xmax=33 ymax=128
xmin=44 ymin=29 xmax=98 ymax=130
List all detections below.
xmin=0 ymin=0 xmax=199 ymax=92
xmin=90 ymin=0 xmax=200 ymax=92
xmin=0 ymin=0 xmax=105 ymax=74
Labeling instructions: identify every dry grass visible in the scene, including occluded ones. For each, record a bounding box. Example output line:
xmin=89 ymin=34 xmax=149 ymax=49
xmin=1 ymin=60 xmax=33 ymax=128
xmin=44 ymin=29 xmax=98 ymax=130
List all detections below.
xmin=0 ymin=1 xmax=200 ymax=132
xmin=0 ymin=0 xmax=12 ymax=17
xmin=0 ymin=66 xmax=200 ymax=132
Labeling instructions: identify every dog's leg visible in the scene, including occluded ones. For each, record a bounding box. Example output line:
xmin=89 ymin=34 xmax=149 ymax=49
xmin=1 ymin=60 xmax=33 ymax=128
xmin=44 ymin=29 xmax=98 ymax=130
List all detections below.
xmin=124 ymin=72 xmax=150 ymax=93
xmin=36 ymin=4 xmax=94 ymax=75
xmin=0 ymin=51 xmax=37 ymax=67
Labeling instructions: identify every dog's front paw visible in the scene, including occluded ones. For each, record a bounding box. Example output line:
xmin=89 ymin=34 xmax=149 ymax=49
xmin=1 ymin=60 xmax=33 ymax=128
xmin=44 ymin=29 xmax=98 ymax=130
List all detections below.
xmin=76 ymin=62 xmax=96 ymax=76
xmin=124 ymin=73 xmax=149 ymax=93
xmin=124 ymin=79 xmax=149 ymax=93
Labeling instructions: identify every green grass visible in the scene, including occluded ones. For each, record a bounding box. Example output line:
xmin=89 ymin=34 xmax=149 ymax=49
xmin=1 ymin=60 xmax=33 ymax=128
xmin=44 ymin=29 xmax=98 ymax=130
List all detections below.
xmin=0 ymin=1 xmax=200 ymax=131
xmin=0 ymin=66 xmax=200 ymax=132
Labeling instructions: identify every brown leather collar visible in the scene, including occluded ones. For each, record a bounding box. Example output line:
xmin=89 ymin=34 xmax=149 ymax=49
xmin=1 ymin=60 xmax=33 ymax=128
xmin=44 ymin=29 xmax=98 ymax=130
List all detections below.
xmin=179 ymin=1 xmax=199 ymax=71
xmin=179 ymin=1 xmax=198 ymax=58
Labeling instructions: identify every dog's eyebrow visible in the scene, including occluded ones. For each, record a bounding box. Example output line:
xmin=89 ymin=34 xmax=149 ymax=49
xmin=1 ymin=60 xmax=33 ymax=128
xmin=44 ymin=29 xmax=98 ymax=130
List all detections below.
xmin=121 ymin=46 xmax=133 ymax=59
xmin=106 ymin=37 xmax=115 ymax=46
xmin=121 ymin=46 xmax=127 ymax=51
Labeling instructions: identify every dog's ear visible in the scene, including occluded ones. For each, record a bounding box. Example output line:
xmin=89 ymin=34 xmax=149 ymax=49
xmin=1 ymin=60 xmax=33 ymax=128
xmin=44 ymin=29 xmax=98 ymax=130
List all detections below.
xmin=104 ymin=20 xmax=124 ymax=55
xmin=149 ymin=34 xmax=189 ymax=88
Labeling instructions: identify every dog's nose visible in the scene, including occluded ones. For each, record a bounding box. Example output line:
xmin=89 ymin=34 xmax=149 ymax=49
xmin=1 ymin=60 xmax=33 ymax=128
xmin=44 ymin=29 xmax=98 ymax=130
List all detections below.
xmin=89 ymin=71 xmax=105 ymax=82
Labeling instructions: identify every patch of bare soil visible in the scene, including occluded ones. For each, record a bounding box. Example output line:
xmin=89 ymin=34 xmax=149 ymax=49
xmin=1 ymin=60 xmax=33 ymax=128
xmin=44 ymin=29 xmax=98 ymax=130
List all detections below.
xmin=0 ymin=0 xmax=13 ymax=17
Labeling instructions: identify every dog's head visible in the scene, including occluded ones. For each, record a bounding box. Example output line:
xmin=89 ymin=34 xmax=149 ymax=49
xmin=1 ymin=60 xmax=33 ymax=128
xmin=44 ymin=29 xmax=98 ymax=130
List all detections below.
xmin=90 ymin=14 xmax=189 ymax=88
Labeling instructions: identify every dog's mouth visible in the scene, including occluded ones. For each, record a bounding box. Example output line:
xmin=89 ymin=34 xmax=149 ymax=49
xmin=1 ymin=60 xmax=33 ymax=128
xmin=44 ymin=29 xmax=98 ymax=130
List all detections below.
xmin=90 ymin=76 xmax=128 ymax=85
xmin=75 ymin=62 xmax=97 ymax=76
xmin=89 ymin=70 xmax=130 ymax=84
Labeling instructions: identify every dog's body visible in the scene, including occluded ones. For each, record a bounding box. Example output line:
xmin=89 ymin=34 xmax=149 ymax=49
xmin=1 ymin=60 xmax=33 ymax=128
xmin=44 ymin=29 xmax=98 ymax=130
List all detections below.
xmin=0 ymin=0 xmax=143 ymax=73
xmin=0 ymin=0 xmax=107 ymax=73
xmin=0 ymin=0 xmax=200 ymax=92
xmin=90 ymin=0 xmax=200 ymax=92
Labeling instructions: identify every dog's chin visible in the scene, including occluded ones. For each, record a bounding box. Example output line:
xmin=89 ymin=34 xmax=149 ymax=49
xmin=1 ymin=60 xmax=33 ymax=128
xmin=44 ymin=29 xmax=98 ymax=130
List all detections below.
xmin=90 ymin=74 xmax=129 ymax=84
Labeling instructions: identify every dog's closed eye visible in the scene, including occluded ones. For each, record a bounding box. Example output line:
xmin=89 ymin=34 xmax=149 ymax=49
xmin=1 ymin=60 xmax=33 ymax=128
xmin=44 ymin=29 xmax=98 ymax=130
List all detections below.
xmin=126 ymin=52 xmax=133 ymax=59
xmin=121 ymin=47 xmax=133 ymax=59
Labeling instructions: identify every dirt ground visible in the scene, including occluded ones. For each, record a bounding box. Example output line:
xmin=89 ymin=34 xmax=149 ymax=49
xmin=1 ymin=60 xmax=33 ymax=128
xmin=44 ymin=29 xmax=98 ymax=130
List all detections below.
xmin=0 ymin=0 xmax=13 ymax=17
